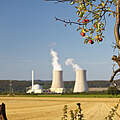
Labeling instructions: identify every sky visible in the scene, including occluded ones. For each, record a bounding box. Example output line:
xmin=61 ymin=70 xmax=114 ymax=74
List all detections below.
xmin=0 ymin=0 xmax=117 ymax=81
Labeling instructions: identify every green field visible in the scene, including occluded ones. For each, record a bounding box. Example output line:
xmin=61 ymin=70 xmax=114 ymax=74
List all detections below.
xmin=1 ymin=93 xmax=120 ymax=98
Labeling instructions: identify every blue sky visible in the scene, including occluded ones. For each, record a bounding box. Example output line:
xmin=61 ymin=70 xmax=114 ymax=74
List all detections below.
xmin=0 ymin=0 xmax=116 ymax=81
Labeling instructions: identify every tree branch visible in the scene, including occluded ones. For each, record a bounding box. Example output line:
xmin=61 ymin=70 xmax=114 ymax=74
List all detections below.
xmin=110 ymin=67 xmax=120 ymax=82
xmin=55 ymin=17 xmax=86 ymax=25
xmin=114 ymin=0 xmax=120 ymax=49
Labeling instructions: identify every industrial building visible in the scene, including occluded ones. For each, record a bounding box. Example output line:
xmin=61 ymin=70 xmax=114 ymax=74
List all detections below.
xmin=26 ymin=67 xmax=88 ymax=94
xmin=73 ymin=69 xmax=88 ymax=93
xmin=26 ymin=84 xmax=43 ymax=94
xmin=26 ymin=70 xmax=43 ymax=94
xmin=50 ymin=70 xmax=65 ymax=93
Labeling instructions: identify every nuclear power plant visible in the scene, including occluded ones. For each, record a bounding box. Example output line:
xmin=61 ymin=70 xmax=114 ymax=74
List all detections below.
xmin=50 ymin=70 xmax=64 ymax=93
xmin=27 ymin=50 xmax=89 ymax=94
xmin=73 ymin=69 xmax=88 ymax=93
xmin=26 ymin=69 xmax=88 ymax=94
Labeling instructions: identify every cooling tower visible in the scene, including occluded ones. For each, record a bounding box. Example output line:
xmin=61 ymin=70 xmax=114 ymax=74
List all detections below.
xmin=50 ymin=70 xmax=64 ymax=93
xmin=73 ymin=69 xmax=88 ymax=93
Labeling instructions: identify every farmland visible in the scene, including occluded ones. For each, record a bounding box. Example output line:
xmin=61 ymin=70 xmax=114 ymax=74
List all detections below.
xmin=1 ymin=97 xmax=120 ymax=120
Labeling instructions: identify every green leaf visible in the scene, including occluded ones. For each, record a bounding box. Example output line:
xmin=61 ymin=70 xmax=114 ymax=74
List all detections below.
xmin=90 ymin=5 xmax=92 ymax=11
xmin=101 ymin=2 xmax=105 ymax=7
xmin=77 ymin=11 xmax=80 ymax=16
xmin=84 ymin=39 xmax=88 ymax=44
xmin=85 ymin=29 xmax=89 ymax=32
xmin=80 ymin=12 xmax=84 ymax=18
xmin=70 ymin=1 xmax=75 ymax=5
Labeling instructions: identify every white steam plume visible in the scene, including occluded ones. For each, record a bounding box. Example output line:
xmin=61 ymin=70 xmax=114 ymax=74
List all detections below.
xmin=50 ymin=49 xmax=62 ymax=71
xmin=65 ymin=58 xmax=82 ymax=71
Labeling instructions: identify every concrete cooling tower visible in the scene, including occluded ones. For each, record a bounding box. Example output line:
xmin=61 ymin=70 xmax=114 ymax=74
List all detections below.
xmin=50 ymin=70 xmax=64 ymax=93
xmin=73 ymin=69 xmax=88 ymax=93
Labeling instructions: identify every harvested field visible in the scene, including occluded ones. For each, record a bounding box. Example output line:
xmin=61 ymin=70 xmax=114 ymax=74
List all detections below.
xmin=0 ymin=97 xmax=120 ymax=120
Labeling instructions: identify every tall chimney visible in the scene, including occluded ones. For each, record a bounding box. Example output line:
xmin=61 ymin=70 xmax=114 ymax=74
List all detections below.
xmin=50 ymin=70 xmax=64 ymax=93
xmin=32 ymin=70 xmax=34 ymax=92
xmin=73 ymin=69 xmax=88 ymax=93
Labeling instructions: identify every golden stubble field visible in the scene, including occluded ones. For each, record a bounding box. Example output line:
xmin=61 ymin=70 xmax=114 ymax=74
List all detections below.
xmin=0 ymin=97 xmax=120 ymax=120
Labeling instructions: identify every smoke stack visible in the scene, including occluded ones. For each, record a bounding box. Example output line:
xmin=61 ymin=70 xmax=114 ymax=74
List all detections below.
xmin=32 ymin=70 xmax=34 ymax=92
xmin=73 ymin=69 xmax=88 ymax=93
xmin=50 ymin=70 xmax=64 ymax=93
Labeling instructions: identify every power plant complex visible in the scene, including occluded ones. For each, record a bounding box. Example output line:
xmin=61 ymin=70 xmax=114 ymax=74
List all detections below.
xmin=26 ymin=49 xmax=88 ymax=94
xmin=27 ymin=69 xmax=88 ymax=94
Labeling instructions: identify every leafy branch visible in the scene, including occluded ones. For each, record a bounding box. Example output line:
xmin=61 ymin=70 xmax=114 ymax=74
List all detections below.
xmin=46 ymin=0 xmax=117 ymax=44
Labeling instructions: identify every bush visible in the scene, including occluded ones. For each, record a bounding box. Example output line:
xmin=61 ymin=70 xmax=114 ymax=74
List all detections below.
xmin=107 ymin=86 xmax=120 ymax=95
xmin=61 ymin=103 xmax=84 ymax=120
xmin=105 ymin=100 xmax=120 ymax=120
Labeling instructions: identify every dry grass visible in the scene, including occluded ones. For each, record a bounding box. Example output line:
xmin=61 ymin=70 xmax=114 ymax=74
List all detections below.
xmin=0 ymin=97 xmax=120 ymax=120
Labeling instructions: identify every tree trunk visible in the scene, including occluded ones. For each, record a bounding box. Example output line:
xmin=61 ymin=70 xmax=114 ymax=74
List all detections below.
xmin=0 ymin=103 xmax=7 ymax=120
xmin=112 ymin=0 xmax=120 ymax=68
xmin=114 ymin=0 xmax=120 ymax=49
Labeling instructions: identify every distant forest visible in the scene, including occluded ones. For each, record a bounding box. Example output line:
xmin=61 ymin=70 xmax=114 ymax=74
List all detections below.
xmin=0 ymin=80 xmax=112 ymax=94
